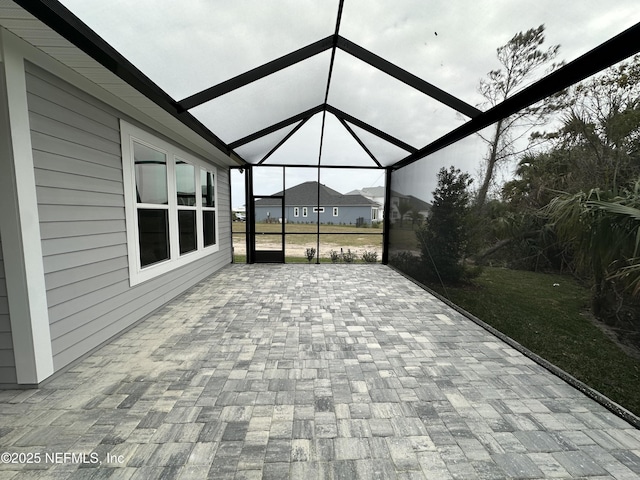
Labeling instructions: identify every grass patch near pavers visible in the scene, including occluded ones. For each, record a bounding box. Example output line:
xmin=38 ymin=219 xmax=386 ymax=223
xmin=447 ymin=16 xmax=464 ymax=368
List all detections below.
xmin=428 ymin=267 xmax=640 ymax=416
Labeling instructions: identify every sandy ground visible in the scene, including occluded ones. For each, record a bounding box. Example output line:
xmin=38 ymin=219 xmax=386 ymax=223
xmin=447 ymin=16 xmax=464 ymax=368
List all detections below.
xmin=232 ymin=241 xmax=382 ymax=259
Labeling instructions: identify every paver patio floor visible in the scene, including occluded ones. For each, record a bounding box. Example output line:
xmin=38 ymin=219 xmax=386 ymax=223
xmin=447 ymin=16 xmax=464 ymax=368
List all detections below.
xmin=1 ymin=264 xmax=639 ymax=479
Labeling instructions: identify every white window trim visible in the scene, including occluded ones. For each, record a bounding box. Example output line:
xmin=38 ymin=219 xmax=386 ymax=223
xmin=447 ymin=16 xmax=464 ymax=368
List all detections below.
xmin=293 ymin=206 xmax=299 ymax=217
xmin=332 ymin=207 xmax=339 ymax=217
xmin=302 ymin=207 xmax=308 ymax=217
xmin=121 ymin=120 xmax=219 ymax=286
xmin=313 ymin=206 xmax=325 ymax=213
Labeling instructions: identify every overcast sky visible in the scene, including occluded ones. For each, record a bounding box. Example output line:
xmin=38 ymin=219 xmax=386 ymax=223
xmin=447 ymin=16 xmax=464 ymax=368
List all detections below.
xmin=60 ymin=0 xmax=640 ymax=206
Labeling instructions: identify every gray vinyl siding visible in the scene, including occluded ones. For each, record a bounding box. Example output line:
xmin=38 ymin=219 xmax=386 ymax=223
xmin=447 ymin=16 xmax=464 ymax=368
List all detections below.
xmin=25 ymin=62 xmax=231 ymax=372
xmin=0 ymin=234 xmax=17 ymax=384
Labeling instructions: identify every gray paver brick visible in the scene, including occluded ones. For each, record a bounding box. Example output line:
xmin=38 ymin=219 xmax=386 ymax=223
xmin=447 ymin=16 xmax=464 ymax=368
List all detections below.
xmin=1 ymin=264 xmax=638 ymax=479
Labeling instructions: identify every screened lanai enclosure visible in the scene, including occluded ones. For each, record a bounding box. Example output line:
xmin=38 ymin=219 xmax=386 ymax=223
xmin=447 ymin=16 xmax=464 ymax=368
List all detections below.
xmin=23 ymin=0 xmax=640 ymax=265
xmin=7 ymin=0 xmax=640 ymax=419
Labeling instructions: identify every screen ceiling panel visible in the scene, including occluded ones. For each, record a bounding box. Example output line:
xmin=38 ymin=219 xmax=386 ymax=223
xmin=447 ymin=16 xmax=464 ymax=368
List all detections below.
xmin=328 ymin=49 xmax=465 ymax=148
xmin=59 ymin=0 xmax=339 ymax=100
xmin=320 ymin=114 xmax=378 ymax=167
xmin=262 ymin=113 xmax=323 ymax=166
xmin=346 ymin=122 xmax=411 ymax=167
xmin=190 ymin=50 xmax=331 ymax=144
xmin=233 ymin=122 xmax=301 ymax=164
xmin=339 ymin=0 xmax=640 ymax=107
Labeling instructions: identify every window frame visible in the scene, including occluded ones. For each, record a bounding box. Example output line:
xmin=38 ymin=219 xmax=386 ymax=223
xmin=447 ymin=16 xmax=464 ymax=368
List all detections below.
xmin=121 ymin=120 xmax=219 ymax=286
xmin=313 ymin=206 xmax=325 ymax=213
xmin=302 ymin=207 xmax=308 ymax=217
xmin=332 ymin=207 xmax=339 ymax=217
xmin=293 ymin=206 xmax=299 ymax=217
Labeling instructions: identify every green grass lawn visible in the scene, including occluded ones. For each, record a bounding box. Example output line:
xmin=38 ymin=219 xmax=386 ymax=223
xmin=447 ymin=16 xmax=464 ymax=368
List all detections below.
xmin=428 ymin=267 xmax=640 ymax=416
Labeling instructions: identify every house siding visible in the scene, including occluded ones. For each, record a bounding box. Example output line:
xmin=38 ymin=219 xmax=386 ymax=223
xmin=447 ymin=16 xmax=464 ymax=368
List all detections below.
xmin=0 ymin=233 xmax=17 ymax=385
xmin=25 ymin=62 xmax=231 ymax=372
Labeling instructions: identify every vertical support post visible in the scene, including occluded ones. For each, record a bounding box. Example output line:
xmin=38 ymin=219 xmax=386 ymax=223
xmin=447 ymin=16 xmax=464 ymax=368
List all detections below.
xmin=0 ymin=29 xmax=53 ymax=384
xmin=382 ymin=167 xmax=393 ymax=265
xmin=316 ymin=166 xmax=321 ymax=264
xmin=282 ymin=167 xmax=286 ymax=261
xmin=245 ymin=165 xmax=255 ymax=264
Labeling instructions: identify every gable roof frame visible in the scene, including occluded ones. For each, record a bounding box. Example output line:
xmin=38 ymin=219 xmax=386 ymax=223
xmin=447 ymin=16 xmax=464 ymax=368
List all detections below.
xmin=11 ymin=1 xmax=640 ymax=172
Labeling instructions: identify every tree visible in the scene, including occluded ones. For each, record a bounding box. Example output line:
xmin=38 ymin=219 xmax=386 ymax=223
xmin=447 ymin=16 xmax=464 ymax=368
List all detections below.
xmin=536 ymin=54 xmax=640 ymax=192
xmin=409 ymin=207 xmax=423 ymax=228
xmin=476 ymin=25 xmax=563 ymax=208
xmin=417 ymin=166 xmax=474 ymax=283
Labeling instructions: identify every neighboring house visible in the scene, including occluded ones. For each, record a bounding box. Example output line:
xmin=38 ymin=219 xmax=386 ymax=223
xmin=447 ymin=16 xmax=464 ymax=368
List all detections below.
xmin=346 ymin=186 xmax=384 ymax=221
xmin=390 ymin=193 xmax=432 ymax=224
xmin=0 ymin=7 xmax=236 ymax=386
xmin=348 ymin=186 xmax=431 ymax=224
xmin=255 ymin=181 xmax=379 ymax=225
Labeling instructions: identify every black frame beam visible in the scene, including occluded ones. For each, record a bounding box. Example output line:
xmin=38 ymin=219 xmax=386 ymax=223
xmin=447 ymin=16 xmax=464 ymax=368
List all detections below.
xmin=336 ymin=36 xmax=482 ymax=119
xmin=382 ymin=167 xmax=393 ymax=264
xmin=228 ymin=105 xmax=324 ymax=149
xmin=258 ymin=116 xmax=312 ymax=165
xmin=326 ymin=105 xmax=417 ymax=154
xmin=178 ymin=36 xmax=335 ymax=111
xmin=393 ymin=21 xmax=640 ymax=170
xmin=337 ymin=116 xmax=382 ymax=167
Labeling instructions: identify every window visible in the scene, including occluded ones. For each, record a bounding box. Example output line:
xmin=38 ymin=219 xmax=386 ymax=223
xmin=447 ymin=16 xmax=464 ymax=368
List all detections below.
xmin=294 ymin=207 xmax=299 ymax=217
xmin=313 ymin=206 xmax=325 ymax=213
xmin=332 ymin=207 xmax=339 ymax=217
xmin=201 ymin=170 xmax=216 ymax=247
xmin=176 ymin=160 xmax=197 ymax=255
xmin=302 ymin=207 xmax=308 ymax=217
xmin=371 ymin=208 xmax=378 ymax=221
xmin=121 ymin=121 xmax=219 ymax=285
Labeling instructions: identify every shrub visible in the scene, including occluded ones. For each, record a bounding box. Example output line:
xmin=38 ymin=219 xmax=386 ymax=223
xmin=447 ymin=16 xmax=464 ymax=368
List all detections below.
xmin=329 ymin=250 xmax=341 ymax=263
xmin=305 ymin=247 xmax=316 ymax=263
xmin=389 ymin=251 xmax=422 ymax=279
xmin=342 ymin=249 xmax=357 ymax=263
xmin=362 ymin=250 xmax=378 ymax=263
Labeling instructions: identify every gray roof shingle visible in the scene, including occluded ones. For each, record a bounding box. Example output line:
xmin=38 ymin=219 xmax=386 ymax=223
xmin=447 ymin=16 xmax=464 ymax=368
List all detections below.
xmin=255 ymin=181 xmax=377 ymax=207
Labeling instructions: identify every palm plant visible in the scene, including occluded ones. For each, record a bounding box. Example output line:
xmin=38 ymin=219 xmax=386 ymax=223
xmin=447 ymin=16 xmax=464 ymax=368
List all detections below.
xmin=546 ymin=181 xmax=640 ymax=308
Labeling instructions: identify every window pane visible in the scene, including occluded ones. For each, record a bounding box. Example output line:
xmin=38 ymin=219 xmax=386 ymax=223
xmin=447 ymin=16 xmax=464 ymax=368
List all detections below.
xmin=134 ymin=141 xmax=167 ymax=204
xmin=201 ymin=170 xmax=215 ymax=207
xmin=203 ymin=210 xmax=216 ymax=247
xmin=176 ymin=161 xmax=196 ymax=206
xmin=178 ymin=210 xmax=197 ymax=254
xmin=138 ymin=209 xmax=169 ymax=267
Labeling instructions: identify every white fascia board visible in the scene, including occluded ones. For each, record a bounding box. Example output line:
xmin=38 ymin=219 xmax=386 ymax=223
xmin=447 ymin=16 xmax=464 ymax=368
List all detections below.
xmin=0 ymin=27 xmax=54 ymax=384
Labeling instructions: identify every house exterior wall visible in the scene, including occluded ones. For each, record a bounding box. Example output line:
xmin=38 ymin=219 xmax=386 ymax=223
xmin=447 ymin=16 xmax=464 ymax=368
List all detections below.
xmin=0 ymin=233 xmax=16 ymax=385
xmin=25 ymin=62 xmax=232 ymax=372
xmin=255 ymin=205 xmax=374 ymax=225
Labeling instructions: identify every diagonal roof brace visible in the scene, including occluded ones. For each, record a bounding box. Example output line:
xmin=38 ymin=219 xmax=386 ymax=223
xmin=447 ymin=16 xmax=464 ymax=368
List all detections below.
xmin=326 ymin=105 xmax=417 ymax=153
xmin=230 ymin=103 xmax=416 ymax=162
xmin=178 ymin=36 xmax=335 ymax=111
xmin=335 ymin=115 xmax=382 ymax=167
xmin=228 ymin=104 xmax=325 ymax=149
xmin=336 ymin=36 xmax=482 ymax=119
xmin=258 ymin=116 xmax=311 ymax=165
